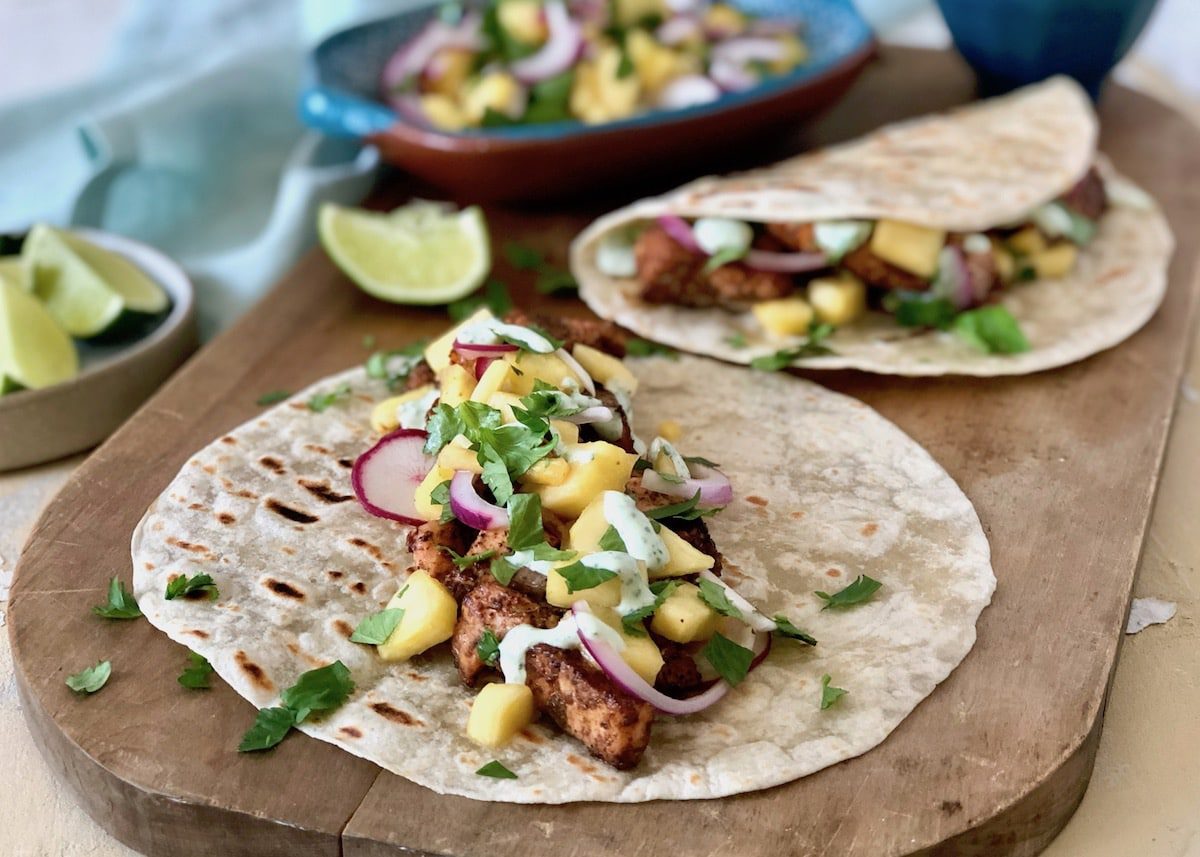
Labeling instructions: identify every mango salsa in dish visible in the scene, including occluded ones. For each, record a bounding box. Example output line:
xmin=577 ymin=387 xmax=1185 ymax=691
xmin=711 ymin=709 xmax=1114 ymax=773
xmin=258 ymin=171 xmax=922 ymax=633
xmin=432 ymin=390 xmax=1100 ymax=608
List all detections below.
xmin=381 ymin=0 xmax=810 ymax=132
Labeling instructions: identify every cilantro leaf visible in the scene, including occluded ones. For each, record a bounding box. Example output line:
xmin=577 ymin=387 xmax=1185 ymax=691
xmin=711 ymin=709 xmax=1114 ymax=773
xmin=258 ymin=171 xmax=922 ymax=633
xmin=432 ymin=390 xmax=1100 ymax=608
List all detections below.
xmin=365 ymin=341 xmax=427 ymax=390
xmin=448 ymin=278 xmax=512 ymax=322
xmin=644 ymin=491 xmax=716 ymax=522
xmin=772 ymin=615 xmax=818 ymax=646
xmin=503 ymin=241 xmax=543 ymax=270
xmin=489 ymin=555 xmax=520 ymax=586
xmin=683 ymin=455 xmax=721 ymax=468
xmin=362 ymin=334 xmax=376 ymax=349
xmin=279 ymin=660 xmax=355 ymax=725
xmin=441 ymin=546 xmax=498 ymax=568
xmin=476 ymin=629 xmax=501 ymax=666
xmin=429 ymin=480 xmax=455 ymax=524
xmin=724 ymin=333 xmax=749 ymax=349
xmin=700 ymin=633 xmax=754 ymax=687
xmin=256 ymin=390 xmax=291 ymax=406
xmin=178 ymin=652 xmax=215 ymax=689
xmin=506 ymin=493 xmax=544 ymax=550
xmin=820 ymin=674 xmax=848 ymax=710
xmin=814 ymin=574 xmax=882 ymax=610
xmin=750 ymin=323 xmax=835 ymax=371
xmin=524 ymin=70 xmax=574 ymax=123
xmin=885 ymin=293 xmax=957 ymax=329
xmin=349 ymin=608 xmax=405 ymax=645
xmin=480 ymin=445 xmax=515 ymax=505
xmin=703 ymin=246 xmax=748 ymax=273
xmin=555 ymin=561 xmax=618 ymax=593
xmin=476 ymin=760 xmax=518 ymax=779
xmin=625 ymin=338 xmax=678 ymax=358
xmin=65 ymin=660 xmax=111 ymax=694
xmin=697 ymin=579 xmax=742 ymax=619
xmin=307 ymin=382 xmax=352 ymax=413
xmin=622 ymin=580 xmax=678 ymax=635
xmin=164 ymin=573 xmax=218 ymax=601
xmin=952 ymin=306 xmax=1030 ymax=354
xmin=238 ymin=707 xmax=296 ymax=752
xmin=535 ymin=268 xmax=578 ymax=295
xmin=92 ymin=577 xmax=141 ymax=620
xmin=598 ymin=525 xmax=627 ymax=553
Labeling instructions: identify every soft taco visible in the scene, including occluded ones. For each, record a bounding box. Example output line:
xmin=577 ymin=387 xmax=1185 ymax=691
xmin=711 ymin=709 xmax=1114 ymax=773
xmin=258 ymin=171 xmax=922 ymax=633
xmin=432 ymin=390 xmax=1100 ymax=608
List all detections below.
xmin=133 ymin=310 xmax=994 ymax=802
xmin=571 ymin=77 xmax=1174 ymax=376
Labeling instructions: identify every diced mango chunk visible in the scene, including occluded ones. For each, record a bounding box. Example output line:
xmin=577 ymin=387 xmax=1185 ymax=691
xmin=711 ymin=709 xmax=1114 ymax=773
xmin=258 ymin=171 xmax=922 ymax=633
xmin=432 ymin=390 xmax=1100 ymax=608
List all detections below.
xmin=650 ymin=581 xmax=720 ymax=643
xmin=419 ymin=94 xmax=469 ymax=132
xmin=550 ymin=419 xmax=579 ymax=444
xmin=370 ymin=384 xmax=434 ymax=433
xmin=808 ymin=273 xmax=866 ymax=326
xmin=505 ymin=352 xmax=582 ymax=395
xmin=467 ymin=682 xmax=535 ymax=748
xmin=771 ymin=34 xmax=808 ymax=73
xmin=703 ymin=3 xmax=747 ymax=34
xmin=532 ymin=442 xmax=637 ymax=518
xmin=571 ymin=343 xmax=639 ymax=395
xmin=614 ymin=0 xmax=667 ymax=27
xmin=423 ymin=48 xmax=475 ymax=98
xmin=651 ymin=526 xmax=716 ymax=579
xmin=463 ymin=72 xmax=526 ymax=124
xmin=414 ymin=464 xmax=453 ymax=521
xmin=488 ymin=391 xmax=524 ymax=422
xmin=752 ymin=296 xmax=815 ymax=337
xmin=657 ymin=420 xmax=682 ymax=443
xmin=521 ymin=457 xmax=570 ymax=486
xmin=992 ymin=240 xmax=1016 ymax=282
xmin=378 ymin=571 xmax=458 ymax=661
xmin=469 ymin=358 xmax=515 ymax=403
xmin=1030 ymin=243 xmax=1079 ymax=279
xmin=593 ymin=607 xmax=664 ymax=685
xmin=565 ymin=493 xmax=610 ymax=553
xmin=425 ymin=308 xmax=493 ymax=373
xmin=570 ymin=44 xmax=641 ymax=125
xmin=546 ymin=567 xmax=622 ymax=609
xmin=1006 ymin=226 xmax=1047 ymax=256
xmin=497 ymin=0 xmax=547 ymax=44
xmin=870 ymin=220 xmax=945 ymax=278
xmin=439 ymin=363 xmax=476 ymax=407
xmin=436 ymin=443 xmax=481 ymax=474
xmin=627 ymin=29 xmax=696 ymax=94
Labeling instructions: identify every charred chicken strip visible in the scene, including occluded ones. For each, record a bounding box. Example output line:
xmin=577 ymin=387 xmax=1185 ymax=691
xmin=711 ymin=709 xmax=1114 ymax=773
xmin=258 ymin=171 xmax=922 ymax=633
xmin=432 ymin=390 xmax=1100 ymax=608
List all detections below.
xmin=405 ymin=520 xmax=476 ymax=600
xmin=502 ymin=309 xmax=628 ymax=357
xmin=452 ymin=579 xmax=559 ymax=686
xmin=635 ymin=226 xmax=792 ymax=307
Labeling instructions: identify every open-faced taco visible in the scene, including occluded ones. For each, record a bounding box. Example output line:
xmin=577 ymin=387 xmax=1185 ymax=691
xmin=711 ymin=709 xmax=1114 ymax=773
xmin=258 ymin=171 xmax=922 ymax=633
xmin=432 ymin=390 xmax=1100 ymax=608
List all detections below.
xmin=571 ymin=77 xmax=1174 ymax=376
xmin=133 ymin=310 xmax=993 ymax=802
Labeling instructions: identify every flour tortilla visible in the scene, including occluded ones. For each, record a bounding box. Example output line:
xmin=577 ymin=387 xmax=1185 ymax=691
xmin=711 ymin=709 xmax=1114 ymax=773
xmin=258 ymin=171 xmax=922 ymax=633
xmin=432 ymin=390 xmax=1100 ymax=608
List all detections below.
xmin=132 ymin=357 xmax=994 ymax=802
xmin=571 ymin=78 xmax=1174 ymax=376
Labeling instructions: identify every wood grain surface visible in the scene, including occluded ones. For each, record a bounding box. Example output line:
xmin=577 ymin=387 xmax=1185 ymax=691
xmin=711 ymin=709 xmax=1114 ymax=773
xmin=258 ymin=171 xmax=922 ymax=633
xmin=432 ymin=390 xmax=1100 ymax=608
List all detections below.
xmin=9 ymin=48 xmax=1200 ymax=857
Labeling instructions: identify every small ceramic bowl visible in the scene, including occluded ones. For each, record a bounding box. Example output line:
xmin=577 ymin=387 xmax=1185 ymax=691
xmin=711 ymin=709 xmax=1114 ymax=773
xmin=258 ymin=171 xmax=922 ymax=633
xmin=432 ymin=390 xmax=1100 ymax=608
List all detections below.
xmin=0 ymin=230 xmax=198 ymax=472
xmin=299 ymin=0 xmax=875 ymax=202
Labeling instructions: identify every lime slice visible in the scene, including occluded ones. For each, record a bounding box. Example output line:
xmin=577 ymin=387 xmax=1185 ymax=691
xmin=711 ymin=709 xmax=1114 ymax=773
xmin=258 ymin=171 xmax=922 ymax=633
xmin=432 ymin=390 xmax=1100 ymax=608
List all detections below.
xmin=319 ymin=202 xmax=490 ymax=304
xmin=0 ymin=278 xmax=79 ymax=392
xmin=0 ymin=257 xmax=30 ymax=292
xmin=24 ymin=225 xmax=168 ymax=338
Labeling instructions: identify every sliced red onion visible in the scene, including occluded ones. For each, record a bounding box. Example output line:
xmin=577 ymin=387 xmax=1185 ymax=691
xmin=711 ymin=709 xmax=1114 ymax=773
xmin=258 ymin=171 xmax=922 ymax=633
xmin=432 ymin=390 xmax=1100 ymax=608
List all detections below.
xmin=473 ymin=356 xmax=495 ymax=380
xmin=937 ymin=245 xmax=976 ymax=310
xmin=573 ymin=603 xmax=730 ymax=715
xmin=699 ymin=570 xmax=777 ymax=633
xmin=665 ymin=0 xmax=700 ymax=12
xmin=657 ymin=215 xmax=702 ymax=253
xmin=564 ymin=406 xmax=615 ymax=424
xmin=381 ymin=14 xmax=483 ymax=105
xmin=657 ymin=74 xmax=722 ymax=109
xmin=555 ymin=347 xmax=595 ymax=394
xmin=449 ymin=470 xmax=509 ymax=530
xmin=743 ymin=248 xmax=829 ymax=273
xmin=709 ymin=56 xmax=757 ymax=92
xmin=712 ymin=37 xmax=789 ymax=66
xmin=510 ymin=1 xmax=582 ymax=84
xmin=352 ymin=429 xmax=434 ymax=525
xmin=642 ymin=461 xmax=734 ymax=507
xmin=453 ymin=339 xmax=519 ymax=361
xmin=656 ymin=14 xmax=703 ymax=46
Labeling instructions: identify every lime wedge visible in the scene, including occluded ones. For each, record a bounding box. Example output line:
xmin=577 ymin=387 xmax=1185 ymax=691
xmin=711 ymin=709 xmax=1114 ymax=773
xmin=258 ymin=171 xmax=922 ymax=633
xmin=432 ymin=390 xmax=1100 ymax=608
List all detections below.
xmin=24 ymin=225 xmax=168 ymax=339
xmin=0 ymin=257 xmax=30 ymax=292
xmin=0 ymin=278 xmax=79 ymax=392
xmin=319 ymin=202 xmax=490 ymax=304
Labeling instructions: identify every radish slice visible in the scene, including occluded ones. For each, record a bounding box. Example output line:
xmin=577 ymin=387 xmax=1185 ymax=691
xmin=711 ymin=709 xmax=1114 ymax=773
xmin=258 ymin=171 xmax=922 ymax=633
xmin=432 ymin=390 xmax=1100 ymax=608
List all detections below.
xmin=657 ymin=216 xmax=702 ymax=253
xmin=454 ymin=339 xmax=518 ymax=361
xmin=511 ymin=1 xmax=583 ymax=84
xmin=642 ymin=461 xmax=734 ymax=507
xmin=555 ymin=347 xmax=595 ymax=394
xmin=352 ymin=429 xmax=435 ymax=525
xmin=658 ymin=74 xmax=722 ymax=109
xmin=564 ymin=406 xmax=615 ymax=424
xmin=449 ymin=470 xmax=509 ymax=529
xmin=743 ymin=248 xmax=829 ymax=273
xmin=699 ymin=570 xmax=777 ymax=632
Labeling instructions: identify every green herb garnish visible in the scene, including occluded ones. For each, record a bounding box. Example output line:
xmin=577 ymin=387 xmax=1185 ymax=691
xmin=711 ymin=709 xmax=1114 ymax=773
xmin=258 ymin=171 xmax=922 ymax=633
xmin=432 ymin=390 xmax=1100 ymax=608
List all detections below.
xmin=645 ymin=490 xmax=715 ymax=521
xmin=430 ymin=479 xmax=455 ymax=524
xmin=92 ymin=577 xmax=142 ymax=620
xmin=365 ymin=340 xmax=427 ymax=391
xmin=886 ymin=293 xmax=957 ymax=329
xmin=489 ymin=556 xmax=520 ymax=586
xmin=703 ymin=246 xmax=748 ymax=273
xmin=256 ymin=390 xmax=291 ymax=406
xmin=700 ymin=633 xmax=755 ymax=687
xmin=625 ymin=338 xmax=678 ymax=358
xmin=307 ymin=382 xmax=352 ymax=413
xmin=952 ymin=305 xmax=1030 ymax=354
xmin=441 ymin=546 xmax=498 ymax=568
xmin=697 ymin=578 xmax=742 ymax=619
xmin=820 ymin=674 xmax=847 ymax=710
xmin=164 ymin=573 xmax=218 ymax=601
xmin=503 ymin=241 xmax=543 ymax=270
xmin=815 ymin=574 xmax=882 ymax=610
xmin=506 ymin=493 xmax=544 ymax=550
xmin=66 ymin=660 xmax=111 ymax=694
xmin=476 ymin=759 xmax=518 ymax=779
xmin=349 ymin=608 xmax=405 ymax=645
xmin=621 ymin=580 xmax=678 ymax=636
xmin=361 ymin=334 xmax=376 ymax=348
xmin=598 ymin=525 xmax=627 ymax=553
xmin=724 ymin=333 xmax=748 ymax=349
xmin=772 ymin=615 xmax=818 ymax=646
xmin=555 ymin=561 xmax=618 ymax=593
xmin=476 ymin=629 xmax=501 ymax=666
xmin=239 ymin=661 xmax=356 ymax=750
xmin=178 ymin=652 xmax=215 ymax=689
xmin=238 ymin=707 xmax=297 ymax=752
xmin=535 ymin=268 xmax=577 ymax=295
xmin=750 ymin=323 xmax=835 ymax=371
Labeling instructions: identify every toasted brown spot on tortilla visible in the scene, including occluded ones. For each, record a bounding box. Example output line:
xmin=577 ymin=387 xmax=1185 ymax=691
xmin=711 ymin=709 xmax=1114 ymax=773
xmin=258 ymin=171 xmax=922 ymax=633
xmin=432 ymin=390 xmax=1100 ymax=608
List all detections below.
xmin=337 ymin=458 xmax=355 ymax=469
xmin=339 ymin=726 xmax=363 ymax=739
xmin=188 ymin=503 xmax=205 ymax=511
xmin=266 ymin=499 xmax=318 ymax=524
xmin=348 ymin=537 xmax=383 ymax=560
xmin=327 ymin=570 xmax=344 ymax=580
xmin=406 ymin=671 xmax=427 ymax=682
xmin=690 ymin=773 xmax=702 ymax=785
xmin=217 ymin=512 xmax=236 ymax=525
xmin=166 ymin=537 xmax=210 ymax=555
xmin=746 ymin=495 xmax=769 ymax=507
xmin=940 ymin=800 xmax=963 ymax=816
xmin=1097 ymin=264 xmax=1132 ymax=285
xmin=566 ymin=754 xmax=597 ymax=773
xmin=370 ymin=702 xmax=424 ymax=726
xmin=791 ymin=511 xmax=806 ymax=520
xmin=826 ymin=568 xmax=842 ymax=578
xmin=235 ymin=489 xmax=258 ymax=500
xmin=333 ymin=620 xmax=354 ymax=638
xmin=234 ymin=651 xmax=274 ymax=691
xmin=221 ymin=436 xmax=237 ymax=445
xmin=299 ymin=478 xmax=353 ymax=504
xmin=201 ymin=464 xmax=216 ymax=475
xmin=280 ymin=546 xmax=296 ymax=556
xmin=861 ymin=522 xmax=879 ymax=536
xmin=185 ymin=629 xmax=209 ymax=639
xmin=355 ymin=393 xmax=374 ymax=403
xmin=519 ymin=727 xmax=545 ymax=744
xmin=144 ymin=562 xmax=155 ymax=571
xmin=288 ymin=402 xmax=307 ymax=411
xmin=305 ymin=444 xmax=331 ymax=455
xmin=259 ymin=456 xmax=286 ymax=474
xmin=351 ymin=581 xmax=368 ymax=595
xmin=265 ymin=578 xmax=305 ymax=599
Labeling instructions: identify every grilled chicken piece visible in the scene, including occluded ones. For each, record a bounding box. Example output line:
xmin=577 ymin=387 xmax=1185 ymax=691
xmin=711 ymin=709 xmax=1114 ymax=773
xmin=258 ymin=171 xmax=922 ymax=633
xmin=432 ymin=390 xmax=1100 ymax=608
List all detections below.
xmin=464 ymin=518 xmax=568 ymax=600
xmin=502 ymin=310 xmax=628 ymax=358
xmin=452 ymin=579 xmax=560 ymax=687
xmin=525 ymin=644 xmax=654 ymax=770
xmin=635 ymin=226 xmax=715 ymax=307
xmin=625 ymin=474 xmax=724 ymax=573
xmin=708 ymin=263 xmax=794 ymax=304
xmin=404 ymin=359 xmax=437 ymax=391
xmin=1059 ymin=166 xmax=1107 ymax=222
xmin=770 ymin=219 xmax=931 ymax=292
xmin=585 ymin=387 xmax=636 ymax=453
xmin=655 ymin=640 xmax=705 ymax=696
xmin=766 ymin=222 xmax=821 ymax=253
xmin=406 ymin=520 xmax=476 ymax=600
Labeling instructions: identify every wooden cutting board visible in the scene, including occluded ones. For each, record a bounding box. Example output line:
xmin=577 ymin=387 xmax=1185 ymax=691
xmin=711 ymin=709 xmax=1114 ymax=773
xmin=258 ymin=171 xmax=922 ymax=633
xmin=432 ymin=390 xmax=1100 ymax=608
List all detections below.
xmin=9 ymin=48 xmax=1200 ymax=857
